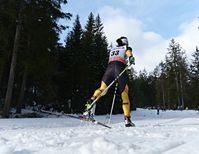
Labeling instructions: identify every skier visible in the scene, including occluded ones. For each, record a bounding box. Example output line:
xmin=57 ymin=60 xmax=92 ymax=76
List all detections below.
xmin=83 ymin=36 xmax=135 ymax=127
xmin=157 ymin=105 xmax=160 ymax=115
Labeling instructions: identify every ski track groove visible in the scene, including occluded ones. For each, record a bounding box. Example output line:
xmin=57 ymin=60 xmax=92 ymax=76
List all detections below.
xmin=160 ymin=141 xmax=186 ymax=154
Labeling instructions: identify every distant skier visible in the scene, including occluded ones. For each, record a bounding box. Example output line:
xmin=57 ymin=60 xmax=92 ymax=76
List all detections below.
xmin=157 ymin=105 xmax=160 ymax=115
xmin=83 ymin=36 xmax=135 ymax=127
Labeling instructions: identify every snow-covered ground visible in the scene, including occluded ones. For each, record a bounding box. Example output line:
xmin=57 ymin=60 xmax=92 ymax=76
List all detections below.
xmin=1 ymin=108 xmax=199 ymax=154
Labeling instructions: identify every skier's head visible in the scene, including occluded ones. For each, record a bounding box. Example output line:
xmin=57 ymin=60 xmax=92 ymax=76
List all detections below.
xmin=116 ymin=36 xmax=128 ymax=46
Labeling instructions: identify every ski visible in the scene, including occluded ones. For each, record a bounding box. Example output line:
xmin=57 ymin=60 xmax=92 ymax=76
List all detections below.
xmin=67 ymin=114 xmax=111 ymax=129
xmin=40 ymin=109 xmax=111 ymax=129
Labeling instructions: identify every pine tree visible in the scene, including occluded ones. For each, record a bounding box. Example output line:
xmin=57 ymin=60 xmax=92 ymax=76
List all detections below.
xmin=21 ymin=0 xmax=71 ymax=112
xmin=154 ymin=62 xmax=167 ymax=109
xmin=62 ymin=15 xmax=83 ymax=112
xmin=134 ymin=70 xmax=149 ymax=108
xmin=93 ymin=14 xmax=108 ymax=80
xmin=80 ymin=12 xmax=96 ymax=98
xmin=1 ymin=0 xmax=71 ymax=116
xmin=92 ymin=14 xmax=109 ymax=114
xmin=2 ymin=0 xmax=24 ymax=117
xmin=190 ymin=46 xmax=199 ymax=108
xmin=0 ymin=0 xmax=19 ymax=106
xmin=164 ymin=39 xmax=188 ymax=109
xmin=63 ymin=13 xmax=109 ymax=114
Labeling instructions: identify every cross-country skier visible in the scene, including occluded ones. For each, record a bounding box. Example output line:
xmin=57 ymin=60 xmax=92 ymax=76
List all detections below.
xmin=83 ymin=36 xmax=135 ymax=127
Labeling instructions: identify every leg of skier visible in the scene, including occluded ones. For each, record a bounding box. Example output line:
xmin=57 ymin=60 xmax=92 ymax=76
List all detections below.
xmin=118 ymin=71 xmax=135 ymax=127
xmin=83 ymin=81 xmax=107 ymax=119
xmin=84 ymin=64 xmax=114 ymax=119
xmin=121 ymin=85 xmax=135 ymax=127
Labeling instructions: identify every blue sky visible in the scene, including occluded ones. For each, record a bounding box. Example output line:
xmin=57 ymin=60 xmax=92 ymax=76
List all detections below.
xmin=60 ymin=0 xmax=199 ymax=72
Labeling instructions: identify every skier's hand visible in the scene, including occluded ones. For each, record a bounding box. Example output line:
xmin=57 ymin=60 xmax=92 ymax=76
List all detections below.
xmin=129 ymin=56 xmax=135 ymax=65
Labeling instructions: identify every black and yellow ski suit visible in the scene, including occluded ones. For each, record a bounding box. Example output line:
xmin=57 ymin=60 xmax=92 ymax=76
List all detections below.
xmin=92 ymin=45 xmax=133 ymax=118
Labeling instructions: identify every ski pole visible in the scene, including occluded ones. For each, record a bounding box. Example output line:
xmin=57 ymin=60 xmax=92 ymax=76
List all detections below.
xmin=108 ymin=83 xmax=118 ymax=124
xmin=88 ymin=64 xmax=132 ymax=110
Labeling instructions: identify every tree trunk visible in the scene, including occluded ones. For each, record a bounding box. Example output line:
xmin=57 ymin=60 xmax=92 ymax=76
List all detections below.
xmin=3 ymin=13 xmax=22 ymax=118
xmin=161 ymin=79 xmax=165 ymax=109
xmin=16 ymin=66 xmax=27 ymax=114
xmin=16 ymin=34 xmax=31 ymax=114
xmin=179 ymin=71 xmax=184 ymax=109
xmin=167 ymin=90 xmax=170 ymax=109
xmin=175 ymin=72 xmax=181 ymax=107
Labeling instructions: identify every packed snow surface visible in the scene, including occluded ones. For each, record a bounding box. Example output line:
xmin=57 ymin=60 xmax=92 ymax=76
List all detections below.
xmin=1 ymin=108 xmax=199 ymax=154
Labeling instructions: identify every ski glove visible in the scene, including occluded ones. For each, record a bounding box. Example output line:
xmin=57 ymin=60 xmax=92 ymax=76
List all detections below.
xmin=129 ymin=56 xmax=135 ymax=65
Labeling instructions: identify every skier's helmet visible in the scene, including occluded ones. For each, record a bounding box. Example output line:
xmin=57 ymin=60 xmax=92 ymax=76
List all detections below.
xmin=116 ymin=36 xmax=128 ymax=46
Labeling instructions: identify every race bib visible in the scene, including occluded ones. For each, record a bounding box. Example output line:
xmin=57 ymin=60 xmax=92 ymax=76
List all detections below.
xmin=109 ymin=45 xmax=126 ymax=63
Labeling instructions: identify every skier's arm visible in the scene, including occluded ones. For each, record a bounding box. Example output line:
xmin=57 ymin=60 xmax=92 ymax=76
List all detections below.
xmin=126 ymin=47 xmax=133 ymax=57
xmin=126 ymin=47 xmax=135 ymax=65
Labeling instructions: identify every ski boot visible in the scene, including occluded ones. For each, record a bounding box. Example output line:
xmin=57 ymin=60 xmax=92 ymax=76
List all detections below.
xmin=83 ymin=96 xmax=96 ymax=121
xmin=125 ymin=116 xmax=135 ymax=127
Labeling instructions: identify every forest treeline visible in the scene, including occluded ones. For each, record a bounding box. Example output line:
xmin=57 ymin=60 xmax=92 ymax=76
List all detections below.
xmin=0 ymin=0 xmax=199 ymax=117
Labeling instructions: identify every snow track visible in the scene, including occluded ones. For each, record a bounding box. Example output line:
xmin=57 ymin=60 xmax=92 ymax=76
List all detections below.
xmin=1 ymin=109 xmax=199 ymax=154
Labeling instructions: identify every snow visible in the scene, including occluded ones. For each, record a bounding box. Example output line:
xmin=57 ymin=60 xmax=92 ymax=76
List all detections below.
xmin=1 ymin=109 xmax=199 ymax=154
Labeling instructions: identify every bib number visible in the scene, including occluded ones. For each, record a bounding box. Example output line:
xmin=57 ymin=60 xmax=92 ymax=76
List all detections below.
xmin=110 ymin=50 xmax=119 ymax=56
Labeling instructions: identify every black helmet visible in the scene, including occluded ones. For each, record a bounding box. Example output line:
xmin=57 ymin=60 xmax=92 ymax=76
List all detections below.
xmin=116 ymin=36 xmax=128 ymax=46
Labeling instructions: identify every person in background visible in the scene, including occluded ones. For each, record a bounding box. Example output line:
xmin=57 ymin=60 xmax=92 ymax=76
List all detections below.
xmin=157 ymin=105 xmax=160 ymax=115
